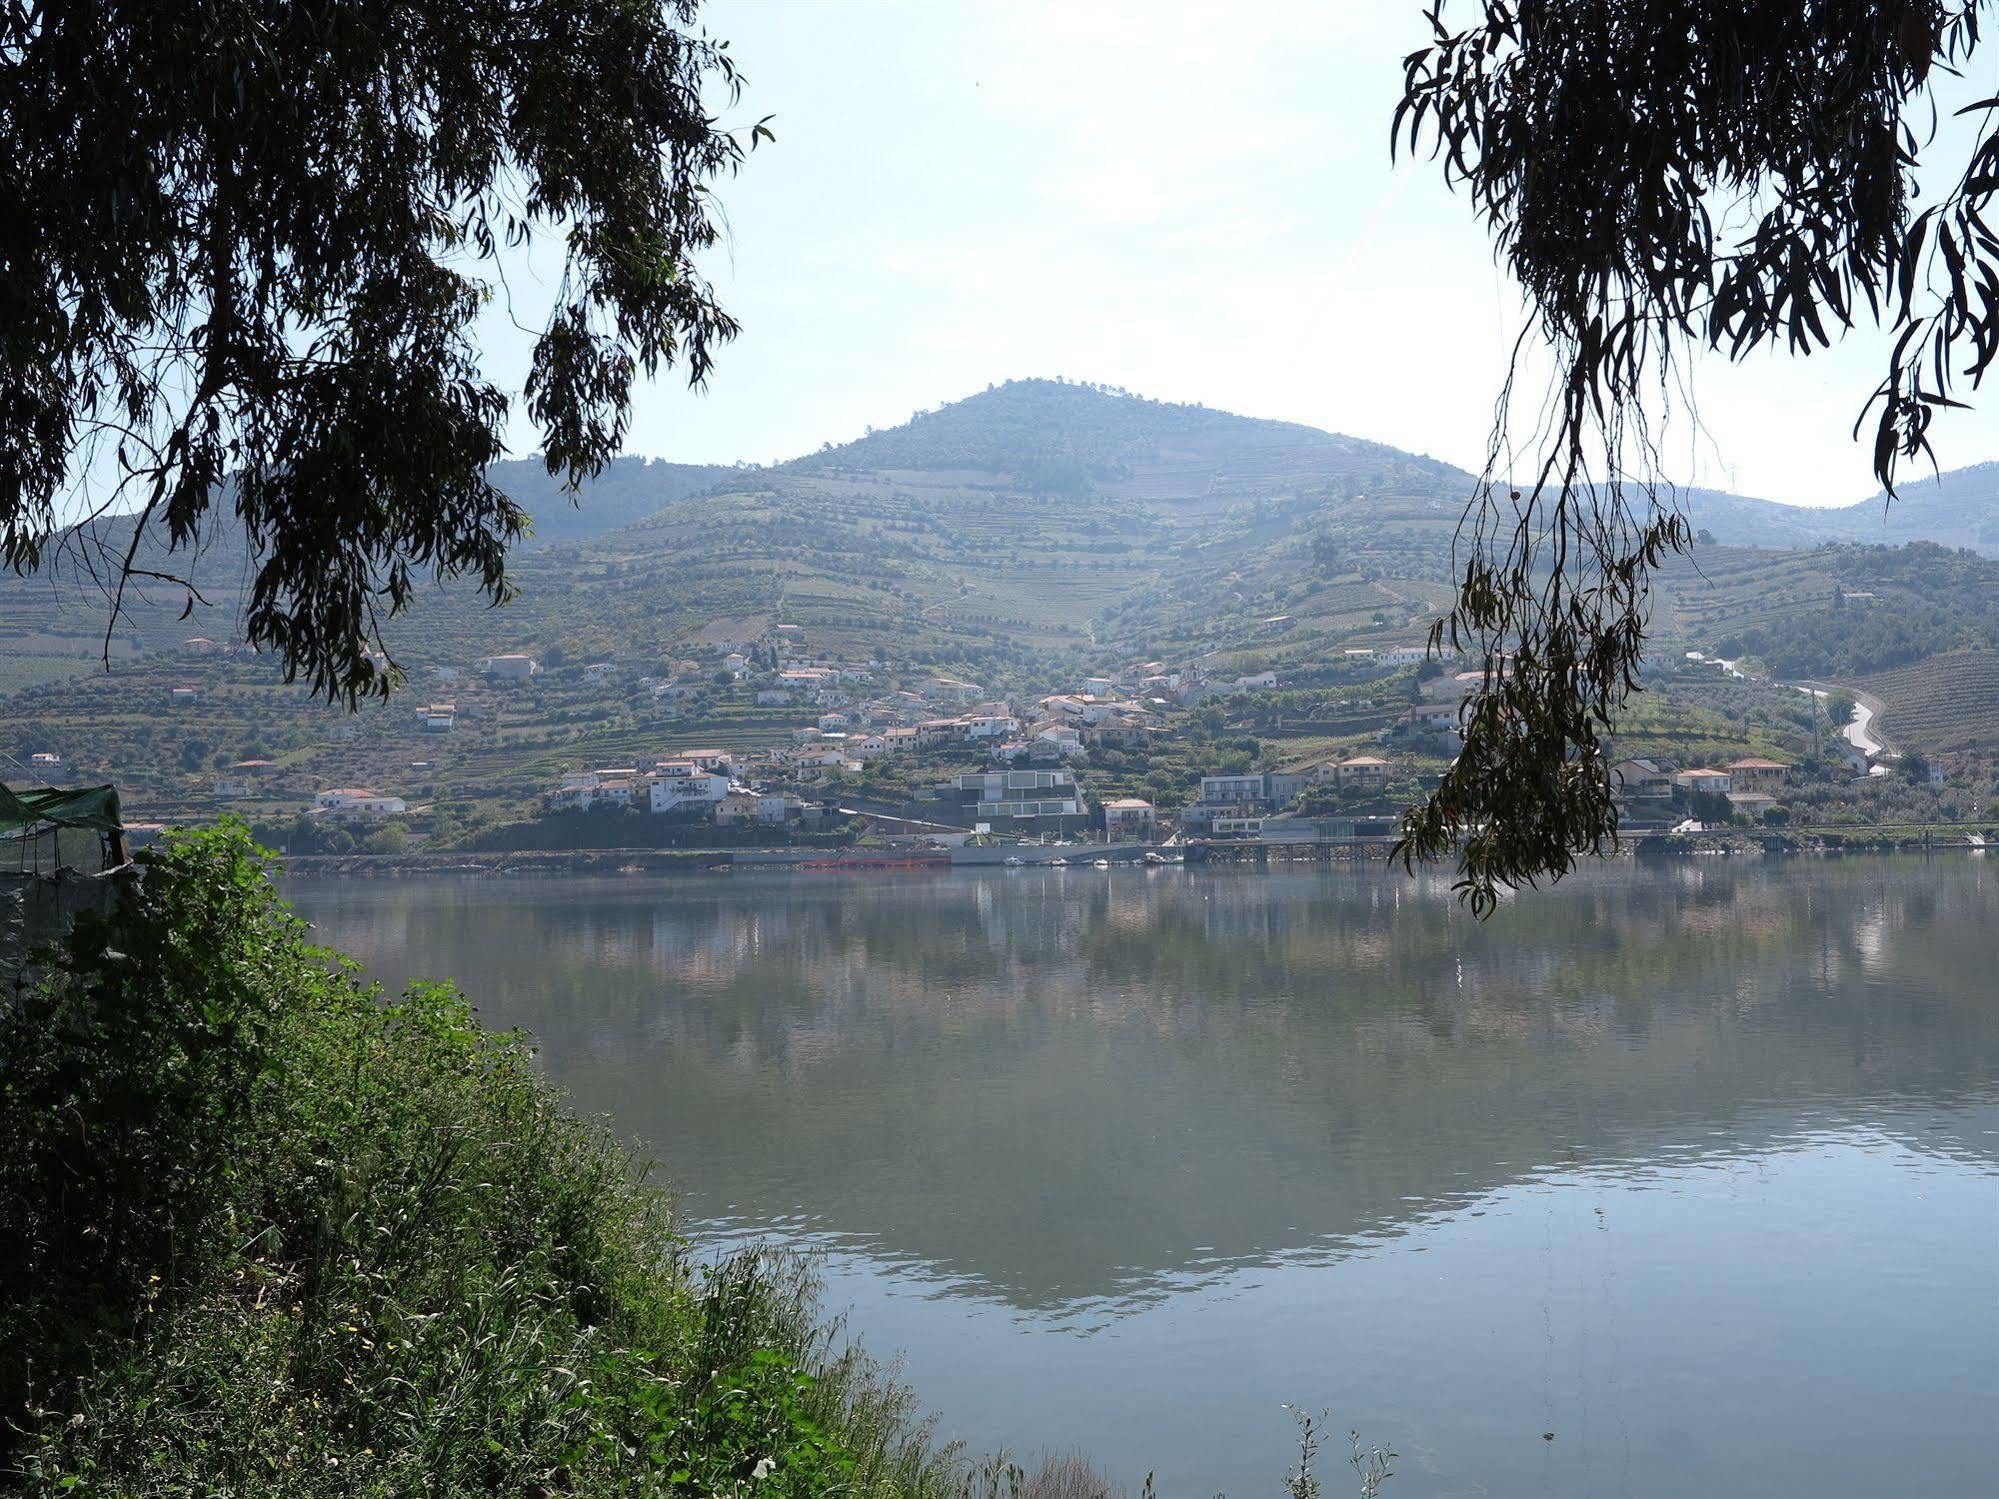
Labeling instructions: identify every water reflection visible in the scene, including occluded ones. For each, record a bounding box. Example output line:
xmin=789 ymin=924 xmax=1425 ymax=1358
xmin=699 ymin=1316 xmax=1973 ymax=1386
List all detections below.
xmin=290 ymin=860 xmax=1999 ymax=1496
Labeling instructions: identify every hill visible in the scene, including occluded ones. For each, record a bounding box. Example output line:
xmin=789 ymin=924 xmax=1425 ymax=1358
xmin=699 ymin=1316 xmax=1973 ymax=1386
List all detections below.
xmin=10 ymin=378 xmax=1999 ymax=679
xmin=6 ymin=378 xmax=1999 ymax=830
xmin=1814 ymin=464 xmax=1999 ymax=554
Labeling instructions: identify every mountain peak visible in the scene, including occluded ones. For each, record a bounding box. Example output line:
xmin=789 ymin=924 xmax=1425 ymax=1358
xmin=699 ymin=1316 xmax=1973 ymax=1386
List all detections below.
xmin=786 ymin=378 xmax=1348 ymax=493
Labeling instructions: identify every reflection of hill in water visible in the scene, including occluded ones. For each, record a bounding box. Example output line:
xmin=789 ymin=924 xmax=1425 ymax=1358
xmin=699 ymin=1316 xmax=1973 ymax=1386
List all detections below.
xmin=291 ymin=860 xmax=1999 ymax=1312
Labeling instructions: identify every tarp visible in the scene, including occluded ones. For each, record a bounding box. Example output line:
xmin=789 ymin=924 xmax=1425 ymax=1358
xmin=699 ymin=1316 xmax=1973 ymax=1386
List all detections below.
xmin=2 ymin=865 xmax=137 ymax=994
xmin=0 ymin=783 xmax=123 ymax=836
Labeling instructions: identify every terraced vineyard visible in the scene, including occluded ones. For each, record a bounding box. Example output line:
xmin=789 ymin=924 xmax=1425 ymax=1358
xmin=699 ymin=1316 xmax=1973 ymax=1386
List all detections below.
xmin=1862 ymin=651 xmax=1999 ymax=750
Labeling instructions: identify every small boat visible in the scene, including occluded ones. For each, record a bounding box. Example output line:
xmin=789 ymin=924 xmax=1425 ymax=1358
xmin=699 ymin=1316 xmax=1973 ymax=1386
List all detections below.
xmin=1093 ymin=858 xmax=1111 ymax=869
xmin=1047 ymin=856 xmax=1069 ymax=867
xmin=1003 ymin=855 xmax=1024 ymax=866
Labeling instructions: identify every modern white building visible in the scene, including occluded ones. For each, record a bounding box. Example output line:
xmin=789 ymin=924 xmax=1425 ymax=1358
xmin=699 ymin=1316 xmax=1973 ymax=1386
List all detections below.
xmin=649 ymin=766 xmax=730 ymax=813
xmin=314 ymin=788 xmax=407 ymax=817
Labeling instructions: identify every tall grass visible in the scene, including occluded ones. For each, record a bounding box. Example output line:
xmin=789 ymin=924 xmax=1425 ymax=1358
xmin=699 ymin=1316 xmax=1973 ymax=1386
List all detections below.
xmin=0 ymin=826 xmax=1389 ymax=1497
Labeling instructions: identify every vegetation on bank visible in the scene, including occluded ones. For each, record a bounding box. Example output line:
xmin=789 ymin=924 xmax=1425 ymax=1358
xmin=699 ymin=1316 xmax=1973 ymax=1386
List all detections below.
xmin=0 ymin=827 xmax=947 ymax=1496
xmin=0 ymin=826 xmax=1388 ymax=1497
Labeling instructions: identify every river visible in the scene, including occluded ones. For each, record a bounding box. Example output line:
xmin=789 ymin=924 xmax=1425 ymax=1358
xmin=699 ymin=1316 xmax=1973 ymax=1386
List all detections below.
xmin=287 ymin=860 xmax=1999 ymax=1498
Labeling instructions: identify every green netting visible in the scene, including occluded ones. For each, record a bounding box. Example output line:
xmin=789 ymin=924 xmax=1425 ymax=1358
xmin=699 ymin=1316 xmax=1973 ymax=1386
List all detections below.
xmin=0 ymin=784 xmax=124 ymax=836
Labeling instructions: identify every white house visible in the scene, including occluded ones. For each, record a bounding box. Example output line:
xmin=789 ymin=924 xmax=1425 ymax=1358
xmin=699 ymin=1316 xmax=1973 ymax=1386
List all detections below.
xmin=593 ymin=777 xmax=638 ymax=809
xmin=649 ymin=764 xmax=730 ymax=813
xmin=1725 ymin=757 xmax=1792 ymax=793
xmin=1675 ymin=768 xmax=1733 ymax=797
xmin=1405 ymin=703 xmax=1460 ymax=734
xmin=713 ymin=792 xmax=763 ymax=826
xmin=1102 ymin=798 xmax=1157 ymax=841
xmin=478 ymin=654 xmax=538 ymax=679
xmin=962 ymin=713 xmax=1022 ymax=739
xmin=547 ymin=774 xmax=600 ymax=812
xmin=1033 ymin=722 xmax=1085 ymax=755
xmin=755 ymin=792 xmax=805 ymax=824
xmin=673 ymin=749 xmax=736 ymax=774
xmin=1336 ymin=755 xmax=1391 ymax=790
xmin=922 ymin=677 xmax=985 ymax=704
xmin=1611 ymin=758 xmax=1673 ymax=799
xmin=314 ymin=788 xmax=407 ymax=817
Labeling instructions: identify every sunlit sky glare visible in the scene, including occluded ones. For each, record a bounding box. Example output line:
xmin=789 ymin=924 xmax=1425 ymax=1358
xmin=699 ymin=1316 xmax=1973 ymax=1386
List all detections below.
xmin=483 ymin=1 xmax=1999 ymax=508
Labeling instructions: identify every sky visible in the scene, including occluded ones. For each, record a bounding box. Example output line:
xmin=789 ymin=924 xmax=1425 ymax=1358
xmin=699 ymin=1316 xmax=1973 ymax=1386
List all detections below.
xmin=482 ymin=1 xmax=1999 ymax=508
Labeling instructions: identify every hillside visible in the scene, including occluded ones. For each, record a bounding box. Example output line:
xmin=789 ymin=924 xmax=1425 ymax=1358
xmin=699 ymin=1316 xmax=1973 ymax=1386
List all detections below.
xmin=10 ymin=379 xmax=1999 ymax=684
xmin=1652 ymin=542 xmax=1999 ymax=677
xmin=1816 ymin=464 xmax=1999 ymax=554
xmin=1860 ymin=651 xmax=1999 ymax=751
xmin=6 ymin=378 xmax=1999 ymax=834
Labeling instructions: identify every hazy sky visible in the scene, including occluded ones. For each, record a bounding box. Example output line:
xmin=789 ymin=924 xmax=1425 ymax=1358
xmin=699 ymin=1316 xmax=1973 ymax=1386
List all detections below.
xmin=485 ymin=1 xmax=1999 ymax=508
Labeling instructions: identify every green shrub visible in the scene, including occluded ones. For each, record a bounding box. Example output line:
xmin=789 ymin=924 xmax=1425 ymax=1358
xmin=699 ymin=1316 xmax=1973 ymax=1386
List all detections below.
xmin=0 ymin=827 xmax=942 ymax=1496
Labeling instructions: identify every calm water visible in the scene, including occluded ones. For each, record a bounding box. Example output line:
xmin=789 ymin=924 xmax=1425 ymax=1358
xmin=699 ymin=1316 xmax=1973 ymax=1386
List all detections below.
xmin=287 ymin=859 xmax=1999 ymax=1498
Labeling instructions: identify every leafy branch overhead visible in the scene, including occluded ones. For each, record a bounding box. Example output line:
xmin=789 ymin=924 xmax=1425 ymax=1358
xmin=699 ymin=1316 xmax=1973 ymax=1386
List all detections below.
xmin=0 ymin=0 xmax=767 ymax=703
xmin=1391 ymin=0 xmax=1995 ymax=912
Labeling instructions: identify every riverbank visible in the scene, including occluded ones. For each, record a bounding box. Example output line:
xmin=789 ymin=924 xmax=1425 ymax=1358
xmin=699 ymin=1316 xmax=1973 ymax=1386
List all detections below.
xmin=0 ymin=828 xmax=952 ymax=1496
xmin=277 ymin=824 xmax=1998 ymax=879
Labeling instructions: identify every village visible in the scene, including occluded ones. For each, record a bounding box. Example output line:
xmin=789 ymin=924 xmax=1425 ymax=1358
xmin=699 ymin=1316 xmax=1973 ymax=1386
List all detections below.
xmin=262 ymin=629 xmax=1868 ymax=854
xmin=18 ymin=606 xmax=1956 ymax=864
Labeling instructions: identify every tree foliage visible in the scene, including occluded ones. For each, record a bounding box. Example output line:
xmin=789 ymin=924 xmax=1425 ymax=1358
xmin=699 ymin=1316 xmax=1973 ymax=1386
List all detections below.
xmin=1 ymin=0 xmax=764 ymax=703
xmin=1392 ymin=0 xmax=1993 ymax=911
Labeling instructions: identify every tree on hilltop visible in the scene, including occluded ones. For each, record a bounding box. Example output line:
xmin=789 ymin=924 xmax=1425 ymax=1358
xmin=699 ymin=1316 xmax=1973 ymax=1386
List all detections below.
xmin=2 ymin=0 xmax=764 ymax=704
xmin=1394 ymin=0 xmax=1997 ymax=910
